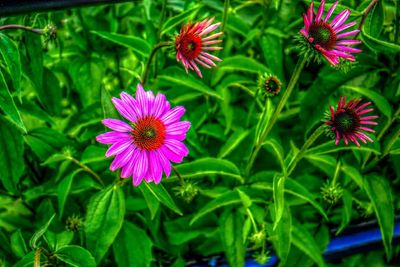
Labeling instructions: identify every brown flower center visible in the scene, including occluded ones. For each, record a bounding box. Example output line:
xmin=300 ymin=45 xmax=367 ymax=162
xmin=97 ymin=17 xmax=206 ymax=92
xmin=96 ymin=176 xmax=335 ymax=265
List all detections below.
xmin=176 ymin=32 xmax=202 ymax=60
xmin=132 ymin=116 xmax=166 ymax=151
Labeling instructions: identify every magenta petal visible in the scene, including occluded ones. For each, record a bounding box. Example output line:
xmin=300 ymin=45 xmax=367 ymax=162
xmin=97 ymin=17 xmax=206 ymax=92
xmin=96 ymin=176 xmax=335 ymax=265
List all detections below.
xmin=96 ymin=132 xmax=131 ymax=144
xmin=316 ymin=0 xmax=325 ymax=21
xmin=132 ymin=150 xmax=148 ymax=184
xmin=102 ymin=118 xmax=132 ymax=132
xmin=110 ymin=145 xmax=136 ymax=171
xmin=331 ymin=9 xmax=350 ymax=29
xmin=121 ymin=150 xmax=139 ymax=178
xmin=149 ymin=151 xmax=163 ymax=184
xmin=324 ymin=1 xmax=338 ymax=22
xmin=164 ymin=139 xmax=189 ymax=159
xmin=166 ymin=121 xmax=191 ymax=136
xmin=106 ymin=140 xmax=132 ymax=157
xmin=152 ymin=93 xmax=167 ymax=118
xmin=161 ymin=106 xmax=186 ymax=125
xmin=136 ymin=83 xmax=149 ymax=115
xmin=120 ymin=92 xmax=141 ymax=119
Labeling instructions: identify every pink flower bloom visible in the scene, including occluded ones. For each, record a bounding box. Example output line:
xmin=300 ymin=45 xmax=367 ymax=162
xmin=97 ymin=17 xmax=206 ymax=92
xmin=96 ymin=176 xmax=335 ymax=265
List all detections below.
xmin=96 ymin=84 xmax=190 ymax=186
xmin=300 ymin=0 xmax=362 ymax=65
xmin=175 ymin=17 xmax=223 ymax=78
xmin=325 ymin=96 xmax=378 ymax=147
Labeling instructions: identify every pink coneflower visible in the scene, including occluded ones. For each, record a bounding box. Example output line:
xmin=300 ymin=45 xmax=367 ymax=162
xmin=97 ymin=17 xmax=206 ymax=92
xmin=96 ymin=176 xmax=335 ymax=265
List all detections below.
xmin=300 ymin=0 xmax=362 ymax=65
xmin=96 ymin=84 xmax=190 ymax=186
xmin=325 ymin=96 xmax=378 ymax=147
xmin=175 ymin=17 xmax=223 ymax=78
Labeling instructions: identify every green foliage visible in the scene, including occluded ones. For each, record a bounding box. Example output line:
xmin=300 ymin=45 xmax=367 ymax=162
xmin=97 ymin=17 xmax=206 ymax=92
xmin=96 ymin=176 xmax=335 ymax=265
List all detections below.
xmin=0 ymin=0 xmax=398 ymax=266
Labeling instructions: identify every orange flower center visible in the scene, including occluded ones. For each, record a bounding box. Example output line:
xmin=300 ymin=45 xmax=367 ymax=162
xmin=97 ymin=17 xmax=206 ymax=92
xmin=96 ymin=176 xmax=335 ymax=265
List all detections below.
xmin=132 ymin=116 xmax=166 ymax=151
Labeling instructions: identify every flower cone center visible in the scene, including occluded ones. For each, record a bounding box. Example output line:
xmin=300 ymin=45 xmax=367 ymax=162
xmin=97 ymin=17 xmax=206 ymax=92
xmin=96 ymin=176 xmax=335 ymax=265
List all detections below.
xmin=309 ymin=22 xmax=337 ymax=50
xmin=132 ymin=116 xmax=166 ymax=150
xmin=176 ymin=33 xmax=202 ymax=60
xmin=334 ymin=111 xmax=359 ymax=133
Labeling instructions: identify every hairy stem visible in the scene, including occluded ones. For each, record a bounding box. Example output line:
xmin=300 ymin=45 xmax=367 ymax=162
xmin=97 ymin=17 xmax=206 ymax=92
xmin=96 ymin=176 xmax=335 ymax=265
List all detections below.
xmin=287 ymin=125 xmax=325 ymax=177
xmin=141 ymin=41 xmax=171 ymax=86
xmin=245 ymin=56 xmax=306 ymax=175
xmin=172 ymin=165 xmax=185 ymax=185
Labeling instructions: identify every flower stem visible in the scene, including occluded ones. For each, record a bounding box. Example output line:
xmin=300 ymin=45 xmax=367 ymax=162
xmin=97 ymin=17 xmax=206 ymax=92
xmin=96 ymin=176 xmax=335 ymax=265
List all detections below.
xmin=221 ymin=0 xmax=230 ymax=32
xmin=246 ymin=208 xmax=259 ymax=233
xmin=0 ymin=24 xmax=44 ymax=34
xmin=67 ymin=156 xmax=104 ymax=186
xmin=286 ymin=125 xmax=325 ymax=177
xmin=172 ymin=165 xmax=185 ymax=185
xmin=332 ymin=159 xmax=342 ymax=186
xmin=245 ymin=55 xmax=306 ymax=176
xmin=141 ymin=41 xmax=172 ymax=86
xmin=356 ymin=0 xmax=379 ymax=38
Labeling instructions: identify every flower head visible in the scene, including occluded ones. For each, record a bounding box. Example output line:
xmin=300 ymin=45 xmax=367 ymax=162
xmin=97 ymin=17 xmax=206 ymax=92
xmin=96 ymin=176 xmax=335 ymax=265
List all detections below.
xmin=300 ymin=1 xmax=362 ymax=65
xmin=96 ymin=84 xmax=190 ymax=186
xmin=324 ymin=96 xmax=378 ymax=147
xmin=258 ymin=73 xmax=282 ymax=97
xmin=175 ymin=17 xmax=223 ymax=78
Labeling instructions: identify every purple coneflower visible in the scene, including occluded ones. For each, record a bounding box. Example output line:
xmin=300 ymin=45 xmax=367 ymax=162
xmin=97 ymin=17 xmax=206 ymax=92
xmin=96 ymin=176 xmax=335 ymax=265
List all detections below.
xmin=175 ymin=17 xmax=223 ymax=78
xmin=300 ymin=0 xmax=362 ymax=65
xmin=325 ymin=96 xmax=378 ymax=147
xmin=96 ymin=84 xmax=190 ymax=186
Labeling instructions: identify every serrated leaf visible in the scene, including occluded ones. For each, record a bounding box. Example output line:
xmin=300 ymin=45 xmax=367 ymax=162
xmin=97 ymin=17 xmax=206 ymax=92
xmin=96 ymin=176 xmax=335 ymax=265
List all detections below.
xmin=363 ymin=174 xmax=394 ymax=259
xmin=113 ymin=222 xmax=153 ymax=267
xmin=292 ymin=223 xmax=326 ymax=267
xmin=85 ymin=185 xmax=125 ymax=264
xmin=0 ymin=71 xmax=26 ymax=132
xmin=55 ymin=245 xmax=96 ymax=267
xmin=91 ymin=31 xmax=151 ymax=57
xmin=218 ymin=128 xmax=249 ymax=158
xmin=140 ymin=183 xmax=182 ymax=215
xmin=168 ymin=158 xmax=243 ymax=183
xmin=0 ymin=117 xmax=24 ymax=193
xmin=0 ymin=33 xmax=21 ymax=95
xmin=29 ymin=214 xmax=56 ymax=249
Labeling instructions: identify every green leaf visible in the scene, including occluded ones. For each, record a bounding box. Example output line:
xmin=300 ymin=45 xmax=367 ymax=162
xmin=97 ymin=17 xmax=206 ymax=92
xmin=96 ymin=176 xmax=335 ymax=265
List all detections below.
xmin=23 ymin=32 xmax=43 ymax=91
xmin=363 ymin=174 xmax=394 ymax=259
xmin=158 ymin=69 xmax=222 ymax=99
xmin=29 ymin=214 xmax=56 ymax=249
xmin=251 ymin=180 xmax=328 ymax=220
xmin=55 ymin=245 xmax=96 ymax=267
xmin=168 ymin=158 xmax=243 ymax=183
xmin=14 ymin=251 xmax=43 ymax=267
xmin=161 ymin=6 xmax=200 ymax=35
xmin=0 ymin=33 xmax=21 ymax=95
xmin=85 ymin=185 xmax=125 ymax=264
xmin=341 ymin=165 xmax=363 ymax=189
xmin=263 ymin=138 xmax=286 ymax=175
xmin=273 ymin=175 xmax=285 ymax=230
xmin=91 ymin=31 xmax=151 ymax=57
xmin=42 ymin=154 xmax=69 ymax=166
xmin=336 ymin=190 xmax=352 ymax=235
xmin=255 ymin=98 xmax=273 ymax=145
xmin=41 ymin=68 xmax=62 ymax=116
xmin=219 ymin=210 xmax=246 ymax=267
xmin=291 ymin=223 xmax=326 ymax=267
xmin=342 ymin=85 xmax=392 ymax=118
xmin=101 ymin=87 xmax=119 ymax=118
xmin=218 ymin=129 xmax=250 ymax=158
xmin=139 ymin=183 xmax=182 ymax=215
xmin=362 ymin=32 xmax=400 ymax=53
xmin=364 ymin=0 xmax=384 ymax=37
xmin=269 ymin=204 xmax=291 ymax=265
xmin=260 ymin=34 xmax=284 ymax=81
xmin=0 ymin=71 xmax=26 ymax=132
xmin=306 ymin=140 xmax=381 ymax=156
xmin=190 ymin=190 xmax=242 ymax=225
xmin=58 ymin=170 xmax=83 ymax=219
xmin=113 ymin=222 xmax=153 ymax=267
xmin=11 ymin=229 xmax=28 ymax=258
xmin=0 ymin=117 xmax=24 ymax=193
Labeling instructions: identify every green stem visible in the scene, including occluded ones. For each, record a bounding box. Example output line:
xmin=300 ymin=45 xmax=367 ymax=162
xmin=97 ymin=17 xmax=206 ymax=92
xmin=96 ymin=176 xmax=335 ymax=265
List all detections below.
xmin=172 ymin=165 xmax=185 ymax=185
xmin=67 ymin=156 xmax=104 ymax=186
xmin=356 ymin=0 xmax=379 ymax=38
xmin=245 ymin=56 xmax=307 ymax=175
xmin=246 ymin=208 xmax=259 ymax=233
xmin=221 ymin=0 xmax=230 ymax=32
xmin=0 ymin=24 xmax=44 ymax=34
xmin=141 ymin=41 xmax=171 ymax=86
xmin=286 ymin=125 xmax=325 ymax=177
xmin=157 ymin=0 xmax=168 ymax=39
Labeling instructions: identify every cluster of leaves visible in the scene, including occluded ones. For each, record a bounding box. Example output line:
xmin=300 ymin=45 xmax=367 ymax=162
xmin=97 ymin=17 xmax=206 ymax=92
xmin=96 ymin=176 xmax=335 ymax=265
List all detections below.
xmin=0 ymin=0 xmax=399 ymax=266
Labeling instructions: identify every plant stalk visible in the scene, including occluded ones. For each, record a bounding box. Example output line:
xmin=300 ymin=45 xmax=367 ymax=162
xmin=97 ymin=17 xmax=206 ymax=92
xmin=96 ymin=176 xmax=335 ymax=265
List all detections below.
xmin=0 ymin=24 xmax=44 ymax=34
xmin=245 ymin=55 xmax=306 ymax=176
xmin=141 ymin=41 xmax=171 ymax=86
xmin=67 ymin=156 xmax=104 ymax=186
